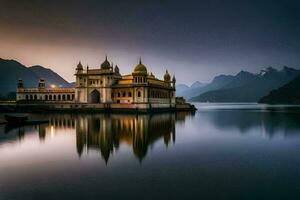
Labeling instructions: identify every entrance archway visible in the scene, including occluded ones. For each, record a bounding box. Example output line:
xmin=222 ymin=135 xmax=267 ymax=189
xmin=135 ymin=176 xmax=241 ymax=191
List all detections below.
xmin=89 ymin=89 xmax=101 ymax=103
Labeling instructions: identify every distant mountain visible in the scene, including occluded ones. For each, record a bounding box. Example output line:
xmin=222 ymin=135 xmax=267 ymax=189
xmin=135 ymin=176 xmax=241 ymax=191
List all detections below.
xmin=259 ymin=75 xmax=300 ymax=104
xmin=190 ymin=81 xmax=206 ymax=89
xmin=176 ymin=84 xmax=190 ymax=94
xmin=191 ymin=67 xmax=300 ymax=102
xmin=0 ymin=58 xmax=72 ymax=99
xmin=29 ymin=65 xmax=72 ymax=88
xmin=176 ymin=76 xmax=233 ymax=99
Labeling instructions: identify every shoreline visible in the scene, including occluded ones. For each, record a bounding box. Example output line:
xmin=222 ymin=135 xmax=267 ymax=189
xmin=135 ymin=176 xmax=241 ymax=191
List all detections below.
xmin=0 ymin=101 xmax=196 ymax=113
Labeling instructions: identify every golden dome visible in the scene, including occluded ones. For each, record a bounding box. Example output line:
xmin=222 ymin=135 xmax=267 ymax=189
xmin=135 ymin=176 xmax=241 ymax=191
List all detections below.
xmin=164 ymin=70 xmax=171 ymax=81
xmin=101 ymin=56 xmax=110 ymax=69
xmin=133 ymin=58 xmax=147 ymax=75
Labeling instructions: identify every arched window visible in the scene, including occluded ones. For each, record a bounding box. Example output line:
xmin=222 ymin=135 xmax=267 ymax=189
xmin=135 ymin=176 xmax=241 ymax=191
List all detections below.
xmin=111 ymin=93 xmax=114 ymax=98
xmin=62 ymin=95 xmax=66 ymax=101
xmin=123 ymin=92 xmax=126 ymax=97
xmin=34 ymin=94 xmax=37 ymax=100
xmin=67 ymin=95 xmax=70 ymax=100
xmin=45 ymin=95 xmax=48 ymax=100
xmin=26 ymin=95 xmax=29 ymax=100
xmin=30 ymin=95 xmax=33 ymax=100
xmin=53 ymin=95 xmax=56 ymax=100
xmin=118 ymin=92 xmax=121 ymax=97
xmin=58 ymin=95 xmax=61 ymax=100
xmin=128 ymin=92 xmax=132 ymax=97
xmin=49 ymin=95 xmax=52 ymax=100
xmin=72 ymin=94 xmax=75 ymax=100
xmin=138 ymin=91 xmax=141 ymax=97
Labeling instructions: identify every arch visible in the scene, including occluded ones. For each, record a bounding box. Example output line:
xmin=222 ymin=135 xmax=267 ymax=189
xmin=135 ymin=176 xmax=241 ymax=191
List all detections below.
xmin=137 ymin=91 xmax=141 ymax=98
xmin=53 ymin=95 xmax=56 ymax=100
xmin=67 ymin=94 xmax=70 ymax=100
xmin=49 ymin=95 xmax=52 ymax=100
xmin=62 ymin=95 xmax=66 ymax=101
xmin=45 ymin=95 xmax=48 ymax=100
xmin=58 ymin=95 xmax=61 ymax=100
xmin=89 ymin=89 xmax=100 ymax=103
xmin=26 ymin=95 xmax=29 ymax=100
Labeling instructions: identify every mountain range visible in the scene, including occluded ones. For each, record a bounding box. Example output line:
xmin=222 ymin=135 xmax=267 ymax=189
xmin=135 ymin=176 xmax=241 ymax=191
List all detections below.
xmin=0 ymin=58 xmax=72 ymax=99
xmin=178 ymin=66 xmax=300 ymax=102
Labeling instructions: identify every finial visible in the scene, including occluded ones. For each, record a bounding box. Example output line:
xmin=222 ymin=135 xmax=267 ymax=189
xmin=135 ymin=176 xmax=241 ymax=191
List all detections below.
xmin=139 ymin=57 xmax=142 ymax=64
xmin=105 ymin=54 xmax=108 ymax=61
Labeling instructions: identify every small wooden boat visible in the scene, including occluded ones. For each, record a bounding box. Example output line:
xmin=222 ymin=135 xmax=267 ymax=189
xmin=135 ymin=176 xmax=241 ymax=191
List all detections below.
xmin=4 ymin=114 xmax=29 ymax=124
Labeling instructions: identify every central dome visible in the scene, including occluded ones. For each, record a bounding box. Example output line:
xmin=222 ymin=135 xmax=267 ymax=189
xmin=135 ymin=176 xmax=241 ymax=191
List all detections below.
xmin=133 ymin=58 xmax=147 ymax=74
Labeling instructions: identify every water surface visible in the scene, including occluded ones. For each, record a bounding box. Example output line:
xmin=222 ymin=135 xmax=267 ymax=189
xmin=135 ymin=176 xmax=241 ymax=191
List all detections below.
xmin=1 ymin=103 xmax=300 ymax=200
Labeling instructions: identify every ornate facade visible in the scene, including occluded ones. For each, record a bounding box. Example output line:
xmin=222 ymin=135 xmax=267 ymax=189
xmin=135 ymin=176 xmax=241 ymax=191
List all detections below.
xmin=17 ymin=56 xmax=176 ymax=107
xmin=75 ymin=56 xmax=176 ymax=105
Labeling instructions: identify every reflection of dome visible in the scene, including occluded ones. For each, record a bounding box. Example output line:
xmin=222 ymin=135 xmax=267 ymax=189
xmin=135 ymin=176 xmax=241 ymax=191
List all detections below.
xmin=76 ymin=61 xmax=83 ymax=70
xmin=164 ymin=70 xmax=171 ymax=81
xmin=133 ymin=58 xmax=147 ymax=75
xmin=101 ymin=56 xmax=110 ymax=69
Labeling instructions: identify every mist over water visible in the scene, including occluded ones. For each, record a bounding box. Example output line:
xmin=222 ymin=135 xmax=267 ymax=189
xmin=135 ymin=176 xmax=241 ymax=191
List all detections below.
xmin=1 ymin=104 xmax=300 ymax=199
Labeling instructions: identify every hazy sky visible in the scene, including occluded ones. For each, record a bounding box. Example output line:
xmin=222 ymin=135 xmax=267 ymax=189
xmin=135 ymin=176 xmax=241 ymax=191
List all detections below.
xmin=0 ymin=0 xmax=300 ymax=84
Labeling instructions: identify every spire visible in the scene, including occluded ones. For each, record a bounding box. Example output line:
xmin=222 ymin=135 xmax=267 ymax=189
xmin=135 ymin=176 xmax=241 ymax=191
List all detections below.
xmin=139 ymin=57 xmax=142 ymax=65
xmin=105 ymin=54 xmax=108 ymax=61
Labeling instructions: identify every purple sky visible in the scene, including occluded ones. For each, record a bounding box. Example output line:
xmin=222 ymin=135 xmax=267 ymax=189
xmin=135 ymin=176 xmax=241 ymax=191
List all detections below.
xmin=1 ymin=0 xmax=300 ymax=85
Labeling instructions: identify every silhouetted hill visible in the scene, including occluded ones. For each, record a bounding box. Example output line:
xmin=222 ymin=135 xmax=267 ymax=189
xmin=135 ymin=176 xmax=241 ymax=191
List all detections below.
xmin=0 ymin=58 xmax=72 ymax=99
xmin=29 ymin=65 xmax=72 ymax=87
xmin=259 ymin=75 xmax=300 ymax=104
xmin=190 ymin=67 xmax=300 ymax=102
xmin=0 ymin=58 xmax=39 ymax=94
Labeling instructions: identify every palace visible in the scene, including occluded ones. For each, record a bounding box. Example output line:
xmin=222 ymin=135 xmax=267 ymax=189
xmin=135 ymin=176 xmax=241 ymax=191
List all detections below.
xmin=15 ymin=56 xmax=194 ymax=112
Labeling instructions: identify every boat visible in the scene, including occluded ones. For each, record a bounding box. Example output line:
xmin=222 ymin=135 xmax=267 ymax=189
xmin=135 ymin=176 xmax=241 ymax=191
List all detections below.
xmin=4 ymin=114 xmax=29 ymax=124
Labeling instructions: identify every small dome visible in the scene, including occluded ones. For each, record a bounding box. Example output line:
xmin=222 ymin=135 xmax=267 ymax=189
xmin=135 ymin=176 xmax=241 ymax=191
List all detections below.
xmin=101 ymin=56 xmax=110 ymax=69
xmin=148 ymin=72 xmax=155 ymax=78
xmin=133 ymin=58 xmax=147 ymax=75
xmin=76 ymin=61 xmax=83 ymax=70
xmin=164 ymin=70 xmax=171 ymax=81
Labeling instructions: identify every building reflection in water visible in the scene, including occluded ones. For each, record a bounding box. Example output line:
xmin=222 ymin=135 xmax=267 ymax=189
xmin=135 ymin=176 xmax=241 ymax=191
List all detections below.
xmin=45 ymin=112 xmax=193 ymax=163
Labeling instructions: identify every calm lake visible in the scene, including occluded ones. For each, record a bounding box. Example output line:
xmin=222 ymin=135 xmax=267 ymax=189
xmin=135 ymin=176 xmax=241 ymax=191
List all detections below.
xmin=1 ymin=103 xmax=300 ymax=200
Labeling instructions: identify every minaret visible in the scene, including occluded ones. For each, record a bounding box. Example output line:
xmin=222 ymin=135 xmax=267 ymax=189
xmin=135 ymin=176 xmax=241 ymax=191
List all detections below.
xmin=38 ymin=78 xmax=46 ymax=90
xmin=76 ymin=61 xmax=83 ymax=74
xmin=17 ymin=79 xmax=23 ymax=89
xmin=172 ymin=74 xmax=176 ymax=88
